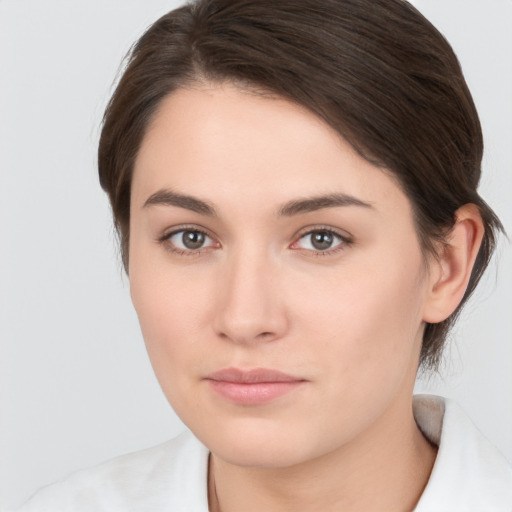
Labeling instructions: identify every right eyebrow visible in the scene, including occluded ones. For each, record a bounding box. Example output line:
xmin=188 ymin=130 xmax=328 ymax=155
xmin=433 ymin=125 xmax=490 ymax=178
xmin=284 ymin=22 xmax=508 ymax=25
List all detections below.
xmin=143 ymin=189 xmax=216 ymax=216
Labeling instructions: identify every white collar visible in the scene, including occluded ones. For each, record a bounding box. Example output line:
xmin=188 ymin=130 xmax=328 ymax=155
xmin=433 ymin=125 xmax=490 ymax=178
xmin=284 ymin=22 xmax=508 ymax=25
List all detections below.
xmin=413 ymin=394 xmax=512 ymax=511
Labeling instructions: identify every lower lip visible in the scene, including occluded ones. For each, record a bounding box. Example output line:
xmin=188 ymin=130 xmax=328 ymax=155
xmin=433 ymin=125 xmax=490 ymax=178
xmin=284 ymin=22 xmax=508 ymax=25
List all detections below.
xmin=207 ymin=380 xmax=304 ymax=405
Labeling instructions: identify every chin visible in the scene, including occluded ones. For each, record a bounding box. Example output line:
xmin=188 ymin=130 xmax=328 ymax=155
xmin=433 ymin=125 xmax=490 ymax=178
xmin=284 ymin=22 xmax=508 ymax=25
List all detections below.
xmin=190 ymin=416 xmax=330 ymax=469
xmin=211 ymin=440 xmax=311 ymax=469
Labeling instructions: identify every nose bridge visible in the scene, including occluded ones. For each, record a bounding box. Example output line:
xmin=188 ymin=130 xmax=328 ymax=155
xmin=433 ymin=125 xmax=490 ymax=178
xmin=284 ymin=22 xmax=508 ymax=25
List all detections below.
xmin=213 ymin=242 xmax=287 ymax=344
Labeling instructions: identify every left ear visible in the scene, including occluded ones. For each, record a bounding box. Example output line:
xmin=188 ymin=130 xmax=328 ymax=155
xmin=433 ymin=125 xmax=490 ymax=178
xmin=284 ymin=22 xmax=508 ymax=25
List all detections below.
xmin=422 ymin=203 xmax=485 ymax=323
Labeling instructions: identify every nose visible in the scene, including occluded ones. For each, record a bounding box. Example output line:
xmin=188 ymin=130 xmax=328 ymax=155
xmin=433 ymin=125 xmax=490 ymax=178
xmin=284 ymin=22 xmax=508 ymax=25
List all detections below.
xmin=212 ymin=249 xmax=289 ymax=345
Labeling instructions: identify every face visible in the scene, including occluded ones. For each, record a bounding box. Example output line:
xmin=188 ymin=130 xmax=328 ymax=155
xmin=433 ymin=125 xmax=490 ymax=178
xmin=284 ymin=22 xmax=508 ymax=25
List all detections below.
xmin=129 ymin=83 xmax=432 ymax=468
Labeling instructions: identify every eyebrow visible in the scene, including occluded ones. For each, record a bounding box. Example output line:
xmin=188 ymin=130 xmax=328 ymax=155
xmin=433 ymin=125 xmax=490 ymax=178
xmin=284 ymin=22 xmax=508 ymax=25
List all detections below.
xmin=143 ymin=189 xmax=216 ymax=216
xmin=278 ymin=193 xmax=373 ymax=216
xmin=143 ymin=189 xmax=373 ymax=216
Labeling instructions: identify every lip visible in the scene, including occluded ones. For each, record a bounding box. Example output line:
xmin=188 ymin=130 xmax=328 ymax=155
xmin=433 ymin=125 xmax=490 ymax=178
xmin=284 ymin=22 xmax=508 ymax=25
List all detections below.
xmin=204 ymin=367 xmax=306 ymax=405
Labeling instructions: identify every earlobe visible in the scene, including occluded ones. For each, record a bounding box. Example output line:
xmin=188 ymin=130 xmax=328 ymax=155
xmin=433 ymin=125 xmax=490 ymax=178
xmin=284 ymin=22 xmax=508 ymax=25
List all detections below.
xmin=422 ymin=204 xmax=485 ymax=323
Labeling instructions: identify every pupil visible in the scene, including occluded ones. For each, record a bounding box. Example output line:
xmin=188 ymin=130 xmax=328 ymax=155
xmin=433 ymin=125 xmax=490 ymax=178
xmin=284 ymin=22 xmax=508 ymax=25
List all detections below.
xmin=312 ymin=231 xmax=333 ymax=250
xmin=182 ymin=231 xmax=205 ymax=249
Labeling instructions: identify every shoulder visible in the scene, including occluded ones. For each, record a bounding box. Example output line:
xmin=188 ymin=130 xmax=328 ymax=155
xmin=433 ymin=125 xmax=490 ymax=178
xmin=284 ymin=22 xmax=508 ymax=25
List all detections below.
xmin=16 ymin=431 xmax=209 ymax=512
xmin=414 ymin=395 xmax=512 ymax=511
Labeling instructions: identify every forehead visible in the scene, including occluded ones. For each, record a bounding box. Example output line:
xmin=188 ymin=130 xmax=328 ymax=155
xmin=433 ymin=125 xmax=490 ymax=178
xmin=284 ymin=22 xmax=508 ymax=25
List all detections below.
xmin=132 ymin=84 xmax=412 ymax=220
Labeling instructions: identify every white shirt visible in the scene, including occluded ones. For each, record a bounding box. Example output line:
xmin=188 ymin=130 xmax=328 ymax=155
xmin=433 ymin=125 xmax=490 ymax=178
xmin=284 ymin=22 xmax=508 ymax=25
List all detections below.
xmin=16 ymin=395 xmax=512 ymax=511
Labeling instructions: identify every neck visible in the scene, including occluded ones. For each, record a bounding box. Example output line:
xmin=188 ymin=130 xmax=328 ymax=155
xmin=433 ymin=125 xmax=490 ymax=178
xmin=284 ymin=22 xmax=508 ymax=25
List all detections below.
xmin=208 ymin=396 xmax=437 ymax=512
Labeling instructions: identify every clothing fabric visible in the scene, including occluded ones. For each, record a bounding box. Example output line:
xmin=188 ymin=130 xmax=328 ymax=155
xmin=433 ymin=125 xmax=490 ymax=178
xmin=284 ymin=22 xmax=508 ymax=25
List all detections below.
xmin=16 ymin=395 xmax=512 ymax=511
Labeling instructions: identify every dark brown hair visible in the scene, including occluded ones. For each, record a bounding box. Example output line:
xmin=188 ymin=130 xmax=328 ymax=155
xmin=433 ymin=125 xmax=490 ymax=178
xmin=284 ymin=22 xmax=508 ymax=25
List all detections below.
xmin=98 ymin=0 xmax=503 ymax=371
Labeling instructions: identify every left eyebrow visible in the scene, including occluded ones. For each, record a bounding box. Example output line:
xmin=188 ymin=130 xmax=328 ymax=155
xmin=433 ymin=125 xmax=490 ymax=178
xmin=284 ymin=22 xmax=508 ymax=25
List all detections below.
xmin=278 ymin=193 xmax=374 ymax=216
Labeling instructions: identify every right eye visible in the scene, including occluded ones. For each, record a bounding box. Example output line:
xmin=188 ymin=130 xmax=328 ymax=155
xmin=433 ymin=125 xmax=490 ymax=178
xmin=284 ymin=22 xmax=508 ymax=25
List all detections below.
xmin=161 ymin=228 xmax=218 ymax=255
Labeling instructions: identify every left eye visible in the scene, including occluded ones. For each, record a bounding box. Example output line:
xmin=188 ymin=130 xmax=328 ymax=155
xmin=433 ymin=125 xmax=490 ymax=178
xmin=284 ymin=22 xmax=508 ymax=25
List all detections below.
xmin=167 ymin=229 xmax=215 ymax=251
xmin=295 ymin=230 xmax=345 ymax=251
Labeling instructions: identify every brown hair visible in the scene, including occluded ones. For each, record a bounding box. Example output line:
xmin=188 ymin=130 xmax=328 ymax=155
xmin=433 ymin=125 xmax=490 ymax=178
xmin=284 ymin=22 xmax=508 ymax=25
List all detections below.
xmin=98 ymin=0 xmax=503 ymax=371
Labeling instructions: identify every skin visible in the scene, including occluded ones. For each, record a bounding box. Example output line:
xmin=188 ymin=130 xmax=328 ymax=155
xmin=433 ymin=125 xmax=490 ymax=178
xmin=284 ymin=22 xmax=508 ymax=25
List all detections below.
xmin=129 ymin=83 xmax=483 ymax=512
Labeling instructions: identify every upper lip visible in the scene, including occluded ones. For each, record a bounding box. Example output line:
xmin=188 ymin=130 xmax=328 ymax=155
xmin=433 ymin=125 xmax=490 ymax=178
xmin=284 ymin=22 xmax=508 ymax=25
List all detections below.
xmin=205 ymin=367 xmax=305 ymax=384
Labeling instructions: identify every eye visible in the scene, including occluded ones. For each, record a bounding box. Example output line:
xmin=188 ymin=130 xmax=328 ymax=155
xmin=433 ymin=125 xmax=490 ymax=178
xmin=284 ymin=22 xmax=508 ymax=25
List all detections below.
xmin=293 ymin=229 xmax=347 ymax=253
xmin=161 ymin=228 xmax=218 ymax=254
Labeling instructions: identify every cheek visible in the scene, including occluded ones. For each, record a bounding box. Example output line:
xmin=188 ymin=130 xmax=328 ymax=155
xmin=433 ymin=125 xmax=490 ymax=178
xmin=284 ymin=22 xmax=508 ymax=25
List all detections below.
xmin=129 ymin=268 xmax=213 ymax=427
xmin=128 ymin=239 xmax=213 ymax=386
xmin=293 ymin=252 xmax=426 ymax=384
xmin=131 ymin=265 xmax=207 ymax=348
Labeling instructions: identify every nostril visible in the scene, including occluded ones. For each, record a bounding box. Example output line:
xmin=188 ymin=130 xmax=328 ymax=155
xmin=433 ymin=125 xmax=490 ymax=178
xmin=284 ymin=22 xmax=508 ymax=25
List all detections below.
xmin=216 ymin=329 xmax=280 ymax=345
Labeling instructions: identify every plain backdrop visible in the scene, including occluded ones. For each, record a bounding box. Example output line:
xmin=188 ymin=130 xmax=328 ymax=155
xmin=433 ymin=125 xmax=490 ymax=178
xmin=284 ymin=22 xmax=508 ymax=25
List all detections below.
xmin=1 ymin=0 xmax=511 ymax=509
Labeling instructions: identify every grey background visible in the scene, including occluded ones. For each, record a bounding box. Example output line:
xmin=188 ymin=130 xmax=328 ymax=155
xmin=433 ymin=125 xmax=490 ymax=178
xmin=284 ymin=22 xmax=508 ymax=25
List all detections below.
xmin=1 ymin=1 xmax=511 ymax=509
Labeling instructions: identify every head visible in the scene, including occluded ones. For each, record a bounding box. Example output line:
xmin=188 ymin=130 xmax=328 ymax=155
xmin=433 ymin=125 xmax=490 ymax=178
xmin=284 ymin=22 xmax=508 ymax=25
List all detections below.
xmin=98 ymin=0 xmax=502 ymax=465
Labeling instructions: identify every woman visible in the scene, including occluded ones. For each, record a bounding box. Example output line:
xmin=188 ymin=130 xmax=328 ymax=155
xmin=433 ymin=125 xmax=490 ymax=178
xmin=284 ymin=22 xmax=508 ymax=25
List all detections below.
xmin=16 ymin=0 xmax=512 ymax=510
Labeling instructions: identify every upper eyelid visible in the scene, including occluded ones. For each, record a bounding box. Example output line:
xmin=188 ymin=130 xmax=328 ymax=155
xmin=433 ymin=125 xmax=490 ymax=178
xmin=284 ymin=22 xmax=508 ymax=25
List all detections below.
xmin=294 ymin=225 xmax=352 ymax=241
xmin=160 ymin=224 xmax=215 ymax=241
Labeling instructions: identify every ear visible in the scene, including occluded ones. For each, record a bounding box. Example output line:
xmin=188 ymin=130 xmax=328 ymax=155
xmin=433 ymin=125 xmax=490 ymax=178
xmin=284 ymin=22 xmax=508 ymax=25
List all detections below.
xmin=422 ymin=204 xmax=485 ymax=323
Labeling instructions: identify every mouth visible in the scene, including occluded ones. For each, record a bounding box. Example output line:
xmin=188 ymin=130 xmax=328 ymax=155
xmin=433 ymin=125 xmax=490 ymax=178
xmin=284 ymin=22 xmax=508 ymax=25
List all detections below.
xmin=204 ymin=367 xmax=307 ymax=405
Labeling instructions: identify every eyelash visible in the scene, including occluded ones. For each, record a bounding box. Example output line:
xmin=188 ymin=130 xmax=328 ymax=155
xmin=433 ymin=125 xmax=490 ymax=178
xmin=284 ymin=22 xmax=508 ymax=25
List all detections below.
xmin=158 ymin=225 xmax=217 ymax=257
xmin=158 ymin=225 xmax=352 ymax=257
xmin=292 ymin=226 xmax=352 ymax=257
